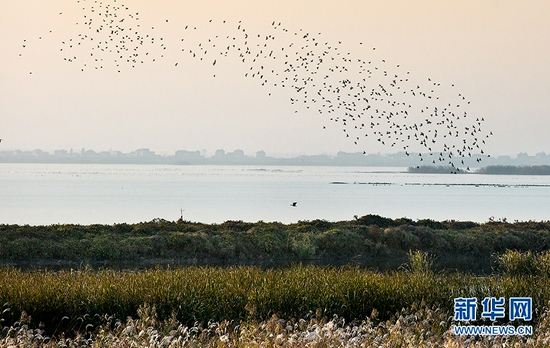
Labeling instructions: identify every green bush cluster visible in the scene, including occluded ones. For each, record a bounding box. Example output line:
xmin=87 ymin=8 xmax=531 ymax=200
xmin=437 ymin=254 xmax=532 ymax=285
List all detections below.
xmin=2 ymin=216 xmax=550 ymax=267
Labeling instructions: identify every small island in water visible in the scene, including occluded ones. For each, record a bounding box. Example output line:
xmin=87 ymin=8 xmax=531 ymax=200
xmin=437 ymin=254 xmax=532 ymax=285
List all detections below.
xmin=408 ymin=165 xmax=550 ymax=175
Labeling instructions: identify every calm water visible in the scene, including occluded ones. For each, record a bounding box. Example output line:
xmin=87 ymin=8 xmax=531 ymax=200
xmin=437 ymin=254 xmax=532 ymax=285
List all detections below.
xmin=1 ymin=163 xmax=550 ymax=225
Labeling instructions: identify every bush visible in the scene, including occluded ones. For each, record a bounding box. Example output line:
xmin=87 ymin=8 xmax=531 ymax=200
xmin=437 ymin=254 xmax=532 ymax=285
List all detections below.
xmin=355 ymin=215 xmax=396 ymax=228
xmin=383 ymin=227 xmax=421 ymax=251
xmin=316 ymin=228 xmax=364 ymax=257
xmin=495 ymin=250 xmax=547 ymax=276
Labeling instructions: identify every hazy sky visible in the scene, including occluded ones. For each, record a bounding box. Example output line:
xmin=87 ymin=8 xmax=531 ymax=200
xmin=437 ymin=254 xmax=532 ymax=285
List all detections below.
xmin=1 ymin=0 xmax=549 ymax=158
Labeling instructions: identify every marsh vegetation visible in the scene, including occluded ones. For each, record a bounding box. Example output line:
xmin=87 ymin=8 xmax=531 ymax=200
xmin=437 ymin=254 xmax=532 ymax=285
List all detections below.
xmin=2 ymin=215 xmax=550 ymax=272
xmin=2 ymin=216 xmax=550 ymax=345
xmin=0 ymin=250 xmax=550 ymax=345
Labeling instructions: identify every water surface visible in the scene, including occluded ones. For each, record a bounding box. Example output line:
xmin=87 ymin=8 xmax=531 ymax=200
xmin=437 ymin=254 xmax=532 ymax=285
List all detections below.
xmin=1 ymin=163 xmax=549 ymax=225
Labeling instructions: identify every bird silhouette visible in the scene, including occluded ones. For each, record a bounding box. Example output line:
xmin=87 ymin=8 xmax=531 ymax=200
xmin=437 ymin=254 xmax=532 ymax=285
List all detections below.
xmin=20 ymin=3 xmax=492 ymax=170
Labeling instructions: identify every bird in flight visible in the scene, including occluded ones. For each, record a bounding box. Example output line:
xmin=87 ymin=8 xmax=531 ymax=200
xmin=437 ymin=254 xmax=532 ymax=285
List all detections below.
xmin=20 ymin=2 xmax=492 ymax=171
xmin=290 ymin=202 xmax=297 ymax=207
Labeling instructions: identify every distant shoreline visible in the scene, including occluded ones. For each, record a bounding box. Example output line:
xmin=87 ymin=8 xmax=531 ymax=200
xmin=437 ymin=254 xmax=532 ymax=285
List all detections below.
xmin=3 ymin=148 xmax=550 ymax=168
xmin=3 ymin=159 xmax=550 ymax=176
xmin=408 ymin=165 xmax=550 ymax=175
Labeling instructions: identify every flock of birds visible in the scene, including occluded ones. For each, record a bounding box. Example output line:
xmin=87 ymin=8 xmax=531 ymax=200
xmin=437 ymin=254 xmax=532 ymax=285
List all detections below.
xmin=18 ymin=0 xmax=492 ymax=173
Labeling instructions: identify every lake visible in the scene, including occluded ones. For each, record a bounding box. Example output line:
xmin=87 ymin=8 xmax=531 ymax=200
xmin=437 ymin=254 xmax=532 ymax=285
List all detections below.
xmin=1 ymin=163 xmax=550 ymax=225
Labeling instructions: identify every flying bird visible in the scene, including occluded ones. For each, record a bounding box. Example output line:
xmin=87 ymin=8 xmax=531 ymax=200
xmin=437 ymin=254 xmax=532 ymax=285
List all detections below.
xmin=21 ymin=4 xmax=491 ymax=170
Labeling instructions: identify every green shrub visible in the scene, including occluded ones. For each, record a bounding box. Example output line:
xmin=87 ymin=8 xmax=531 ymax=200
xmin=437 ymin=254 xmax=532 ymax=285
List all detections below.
xmin=2 ymin=217 xmax=550 ymax=265
xmin=383 ymin=227 xmax=421 ymax=251
xmin=316 ymin=228 xmax=364 ymax=256
xmin=355 ymin=214 xmax=397 ymax=228
xmin=496 ymin=250 xmax=540 ymax=276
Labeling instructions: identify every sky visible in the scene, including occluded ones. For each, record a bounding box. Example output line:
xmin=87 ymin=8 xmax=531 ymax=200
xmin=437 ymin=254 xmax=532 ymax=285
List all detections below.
xmin=0 ymin=0 xmax=549 ymax=158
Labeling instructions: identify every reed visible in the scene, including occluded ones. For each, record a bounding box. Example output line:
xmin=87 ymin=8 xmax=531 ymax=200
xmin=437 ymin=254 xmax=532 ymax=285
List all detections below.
xmin=495 ymin=249 xmax=550 ymax=277
xmin=2 ymin=303 xmax=550 ymax=347
xmin=2 ymin=261 xmax=550 ymax=337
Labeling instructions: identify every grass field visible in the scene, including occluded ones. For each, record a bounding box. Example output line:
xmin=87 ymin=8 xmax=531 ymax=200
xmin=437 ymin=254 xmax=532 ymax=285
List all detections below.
xmin=1 ymin=251 xmax=550 ymax=346
xmin=2 ymin=215 xmax=550 ymax=346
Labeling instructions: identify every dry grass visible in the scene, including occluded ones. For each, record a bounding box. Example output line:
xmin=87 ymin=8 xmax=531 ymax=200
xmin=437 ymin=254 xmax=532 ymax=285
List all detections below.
xmin=2 ymin=304 xmax=550 ymax=347
xmin=2 ymin=252 xmax=550 ymax=347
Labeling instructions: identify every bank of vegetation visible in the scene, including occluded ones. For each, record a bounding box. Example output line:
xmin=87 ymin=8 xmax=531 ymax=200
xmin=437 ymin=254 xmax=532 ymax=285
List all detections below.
xmin=1 ymin=251 xmax=550 ymax=345
xmin=407 ymin=165 xmax=464 ymax=174
xmin=477 ymin=165 xmax=550 ymax=175
xmin=1 ymin=216 xmax=550 ymax=270
xmin=3 ymin=217 xmax=550 ymax=344
xmin=408 ymin=164 xmax=550 ymax=175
